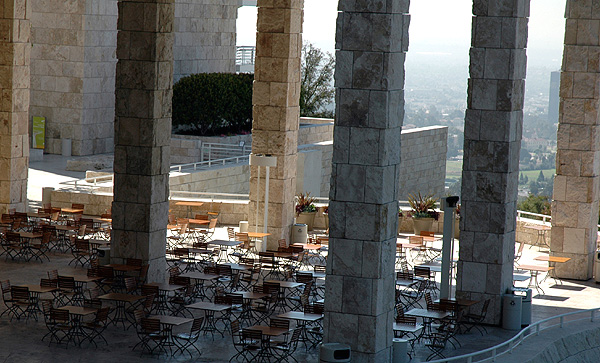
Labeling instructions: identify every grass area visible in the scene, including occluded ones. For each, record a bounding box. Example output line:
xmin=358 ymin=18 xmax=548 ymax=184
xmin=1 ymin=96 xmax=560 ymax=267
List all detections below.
xmin=519 ymin=169 xmax=555 ymax=181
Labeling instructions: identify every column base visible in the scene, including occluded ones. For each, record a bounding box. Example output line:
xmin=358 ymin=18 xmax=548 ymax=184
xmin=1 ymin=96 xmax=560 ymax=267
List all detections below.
xmin=553 ymin=252 xmax=594 ymax=280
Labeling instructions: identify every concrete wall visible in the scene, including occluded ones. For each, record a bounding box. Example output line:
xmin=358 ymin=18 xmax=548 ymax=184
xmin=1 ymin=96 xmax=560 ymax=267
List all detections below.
xmin=173 ymin=0 xmax=238 ymax=81
xmin=298 ymin=121 xmax=334 ymax=145
xmin=170 ymin=134 xmax=252 ymax=164
xmin=170 ymin=163 xmax=250 ymax=194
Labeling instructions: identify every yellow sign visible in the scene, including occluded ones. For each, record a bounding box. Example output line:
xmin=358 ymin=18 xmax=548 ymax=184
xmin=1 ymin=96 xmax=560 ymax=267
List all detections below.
xmin=32 ymin=116 xmax=45 ymax=149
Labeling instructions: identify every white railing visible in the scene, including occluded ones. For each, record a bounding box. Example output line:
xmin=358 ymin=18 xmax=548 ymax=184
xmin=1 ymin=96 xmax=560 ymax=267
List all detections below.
xmin=58 ymin=175 xmax=114 ymax=193
xmin=170 ymin=155 xmax=249 ymax=173
xmin=169 ymin=191 xmax=249 ymax=201
xmin=236 ymin=46 xmax=256 ymax=65
xmin=200 ymin=142 xmax=251 ymax=162
xmin=516 ymin=210 xmax=551 ymax=224
xmin=428 ymin=308 xmax=600 ymax=363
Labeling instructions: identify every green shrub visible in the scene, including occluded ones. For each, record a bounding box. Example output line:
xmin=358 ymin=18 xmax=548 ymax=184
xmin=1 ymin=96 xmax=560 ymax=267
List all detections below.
xmin=172 ymin=73 xmax=254 ymax=136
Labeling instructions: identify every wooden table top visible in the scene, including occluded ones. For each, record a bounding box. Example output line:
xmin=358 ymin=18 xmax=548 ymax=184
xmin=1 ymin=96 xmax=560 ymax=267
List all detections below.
xmin=61 ymin=208 xmax=84 ymax=214
xmin=187 ymin=218 xmax=210 ymax=225
xmin=230 ymin=290 xmax=269 ymax=300
xmin=405 ymin=308 xmax=450 ymax=320
xmin=27 ymin=212 xmax=50 ymax=218
xmin=222 ymin=263 xmax=252 ymax=271
xmin=55 ymin=225 xmax=78 ymax=231
xmin=277 ymin=311 xmax=323 ymax=322
xmin=518 ymin=264 xmax=554 ymax=272
xmin=209 ymin=240 xmax=243 ymax=247
xmin=58 ymin=306 xmax=98 ymax=316
xmin=246 ymin=325 xmax=289 ymax=336
xmin=179 ymin=271 xmax=220 ymax=280
xmin=18 ymin=232 xmax=42 ymax=239
xmin=534 ymin=255 xmax=571 ymax=263
xmin=104 ymin=264 xmax=141 ymax=272
xmin=247 ymin=232 xmax=271 ymax=238
xmin=291 ymin=243 xmax=322 ymax=250
xmin=99 ymin=293 xmax=145 ymax=303
xmin=146 ymin=282 xmax=185 ymax=292
xmin=175 ymin=201 xmax=204 ymax=207
xmin=61 ymin=274 xmax=103 ymax=283
xmin=19 ymin=285 xmax=58 ymax=293
xmin=149 ymin=315 xmax=193 ymax=326
xmin=186 ymin=301 xmax=231 ymax=311
xmin=265 ymin=280 xmax=304 ymax=289
xmin=271 ymin=251 xmax=299 ymax=259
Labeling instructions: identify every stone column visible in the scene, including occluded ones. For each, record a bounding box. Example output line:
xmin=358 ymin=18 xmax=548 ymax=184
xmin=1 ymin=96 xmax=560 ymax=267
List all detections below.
xmin=457 ymin=1 xmax=530 ymax=324
xmin=111 ymin=0 xmax=173 ymax=283
xmin=324 ymin=1 xmax=409 ymax=361
xmin=249 ymin=0 xmax=302 ymax=251
xmin=0 ymin=0 xmax=30 ymax=214
xmin=551 ymin=1 xmax=600 ymax=280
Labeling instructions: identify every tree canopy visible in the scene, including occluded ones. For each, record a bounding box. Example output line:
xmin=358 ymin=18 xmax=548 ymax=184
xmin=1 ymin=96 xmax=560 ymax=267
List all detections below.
xmin=300 ymin=42 xmax=335 ymax=118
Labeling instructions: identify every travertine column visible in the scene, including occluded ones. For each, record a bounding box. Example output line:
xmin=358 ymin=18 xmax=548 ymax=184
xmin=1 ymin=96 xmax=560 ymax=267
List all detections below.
xmin=111 ymin=0 xmax=173 ymax=282
xmin=249 ymin=0 xmax=302 ymax=250
xmin=457 ymin=1 xmax=530 ymax=324
xmin=324 ymin=1 xmax=409 ymax=360
xmin=0 ymin=0 xmax=30 ymax=214
xmin=551 ymin=1 xmax=600 ymax=280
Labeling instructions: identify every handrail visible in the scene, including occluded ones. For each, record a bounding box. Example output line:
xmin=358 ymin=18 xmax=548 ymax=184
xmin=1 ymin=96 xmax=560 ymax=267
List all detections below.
xmin=170 ymin=155 xmax=249 ymax=173
xmin=427 ymin=307 xmax=600 ymax=363
xmin=169 ymin=191 xmax=249 ymax=201
xmin=516 ymin=210 xmax=551 ymax=224
xmin=236 ymin=46 xmax=256 ymax=65
xmin=200 ymin=142 xmax=251 ymax=162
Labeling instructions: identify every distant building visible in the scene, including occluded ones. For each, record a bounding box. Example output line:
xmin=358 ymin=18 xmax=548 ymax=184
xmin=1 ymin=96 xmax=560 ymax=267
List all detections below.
xmin=548 ymin=71 xmax=560 ymax=124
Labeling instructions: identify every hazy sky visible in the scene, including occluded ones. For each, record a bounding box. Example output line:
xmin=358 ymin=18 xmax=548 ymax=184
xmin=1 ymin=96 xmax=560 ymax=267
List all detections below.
xmin=237 ymin=0 xmax=567 ymax=67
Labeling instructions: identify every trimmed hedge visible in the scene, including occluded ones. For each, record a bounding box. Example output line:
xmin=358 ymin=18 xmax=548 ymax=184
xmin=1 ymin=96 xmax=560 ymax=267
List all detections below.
xmin=172 ymin=73 xmax=254 ymax=136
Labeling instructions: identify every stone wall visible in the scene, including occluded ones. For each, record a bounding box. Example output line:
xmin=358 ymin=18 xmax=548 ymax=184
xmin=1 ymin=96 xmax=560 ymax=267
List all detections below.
xmin=298 ymin=122 xmax=334 ymax=145
xmin=30 ymin=0 xmax=118 ymax=156
xmin=170 ymin=164 xmax=250 ymax=194
xmin=173 ymin=0 xmax=238 ymax=82
xmin=398 ymin=126 xmax=447 ymax=199
xmin=170 ymin=133 xmax=252 ymax=164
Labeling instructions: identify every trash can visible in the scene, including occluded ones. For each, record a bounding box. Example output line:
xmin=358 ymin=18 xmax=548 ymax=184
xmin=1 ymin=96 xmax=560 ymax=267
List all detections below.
xmin=392 ymin=338 xmax=409 ymax=363
xmin=62 ymin=138 xmax=72 ymax=157
xmin=239 ymin=221 xmax=248 ymax=233
xmin=320 ymin=343 xmax=351 ymax=362
xmin=513 ymin=287 xmax=532 ymax=326
xmin=292 ymin=223 xmax=308 ymax=244
xmin=502 ymin=294 xmax=522 ymax=330
xmin=595 ymin=250 xmax=600 ymax=283
xmin=98 ymin=248 xmax=110 ymax=265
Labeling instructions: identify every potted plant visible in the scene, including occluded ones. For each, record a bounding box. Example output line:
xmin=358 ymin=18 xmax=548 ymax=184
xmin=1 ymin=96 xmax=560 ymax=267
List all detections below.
xmin=408 ymin=192 xmax=440 ymax=235
xmin=295 ymin=192 xmax=317 ymax=230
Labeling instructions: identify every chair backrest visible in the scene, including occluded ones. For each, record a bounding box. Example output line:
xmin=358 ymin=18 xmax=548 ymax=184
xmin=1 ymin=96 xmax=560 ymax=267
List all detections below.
xmin=195 ymin=214 xmax=208 ymax=221
xmin=420 ymin=231 xmax=435 ymax=237
xmin=191 ymin=317 xmax=204 ymax=333
xmin=314 ymin=264 xmax=326 ymax=273
xmin=242 ymin=328 xmax=262 ymax=342
xmin=40 ymin=278 xmax=57 ymax=288
xmin=1 ymin=280 xmax=11 ymax=295
xmin=142 ymin=294 xmax=155 ymax=313
xmin=424 ymin=292 xmax=433 ymax=307
xmin=75 ymin=239 xmax=89 ymax=251
xmin=296 ymin=272 xmax=313 ymax=284
xmin=278 ymin=239 xmax=287 ymax=248
xmin=138 ymin=265 xmax=149 ymax=284
xmin=95 ymin=307 xmax=110 ymax=323
xmin=11 ymin=286 xmax=29 ymax=301
xmin=414 ymin=266 xmax=431 ymax=279
xmin=133 ymin=309 xmax=146 ymax=324
xmin=141 ymin=284 xmax=159 ymax=297
xmin=97 ymin=266 xmax=114 ymax=278
xmin=396 ymin=271 xmax=413 ymax=280
xmin=47 ymin=270 xmax=58 ymax=282
xmin=217 ymin=264 xmax=233 ymax=277
xmin=231 ymin=319 xmax=241 ymax=334
xmin=57 ymin=276 xmax=75 ymax=290
xmin=204 ymin=266 xmax=219 ymax=275
xmin=50 ymin=308 xmax=70 ymax=322
xmin=269 ymin=318 xmax=290 ymax=330
xmin=235 ymin=232 xmax=249 ymax=242
xmin=396 ymin=315 xmax=417 ymax=325
xmin=140 ymin=318 xmax=162 ymax=333
xmin=227 ymin=227 xmax=236 ymax=240
xmin=172 ymin=276 xmax=190 ymax=286
xmin=409 ymin=235 xmax=424 ymax=245
xmin=208 ymin=218 xmax=218 ymax=229
xmin=515 ymin=240 xmax=525 ymax=260
xmin=126 ymin=258 xmax=143 ymax=267
xmin=124 ymin=277 xmax=137 ymax=292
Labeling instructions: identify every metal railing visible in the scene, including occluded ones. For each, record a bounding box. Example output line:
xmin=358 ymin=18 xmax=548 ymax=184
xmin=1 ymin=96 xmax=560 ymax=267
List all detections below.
xmin=170 ymin=155 xmax=249 ymax=173
xmin=57 ymin=175 xmax=114 ymax=193
xmin=200 ymin=142 xmax=251 ymax=162
xmin=428 ymin=308 xmax=600 ymax=363
xmin=516 ymin=210 xmax=551 ymax=224
xmin=236 ymin=46 xmax=256 ymax=66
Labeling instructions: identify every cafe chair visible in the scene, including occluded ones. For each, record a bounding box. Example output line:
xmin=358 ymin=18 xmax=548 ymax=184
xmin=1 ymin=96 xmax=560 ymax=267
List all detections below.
xmin=83 ymin=307 xmax=111 ymax=347
xmin=174 ymin=317 xmax=204 ymax=358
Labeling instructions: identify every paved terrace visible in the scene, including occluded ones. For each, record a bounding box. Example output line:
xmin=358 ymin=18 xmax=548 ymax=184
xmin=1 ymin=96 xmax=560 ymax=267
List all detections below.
xmin=0 ymin=155 xmax=594 ymax=362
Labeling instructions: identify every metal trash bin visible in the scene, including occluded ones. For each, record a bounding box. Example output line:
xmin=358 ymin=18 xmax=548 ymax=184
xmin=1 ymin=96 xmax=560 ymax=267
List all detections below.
xmin=502 ymin=294 xmax=522 ymax=330
xmin=513 ymin=287 xmax=532 ymax=326
xmin=320 ymin=343 xmax=351 ymax=362
xmin=292 ymin=223 xmax=308 ymax=244
xmin=392 ymin=338 xmax=409 ymax=363
xmin=239 ymin=221 xmax=248 ymax=233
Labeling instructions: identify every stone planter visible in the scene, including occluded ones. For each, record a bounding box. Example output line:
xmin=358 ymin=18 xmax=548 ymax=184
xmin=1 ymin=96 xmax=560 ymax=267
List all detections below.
xmin=296 ymin=211 xmax=317 ymax=231
xmin=412 ymin=217 xmax=434 ymax=235
xmin=324 ymin=214 xmax=329 ymax=230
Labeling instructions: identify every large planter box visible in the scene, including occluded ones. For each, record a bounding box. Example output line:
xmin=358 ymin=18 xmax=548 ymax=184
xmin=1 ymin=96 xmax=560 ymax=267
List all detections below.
xmin=412 ymin=217 xmax=434 ymax=235
xmin=296 ymin=211 xmax=317 ymax=231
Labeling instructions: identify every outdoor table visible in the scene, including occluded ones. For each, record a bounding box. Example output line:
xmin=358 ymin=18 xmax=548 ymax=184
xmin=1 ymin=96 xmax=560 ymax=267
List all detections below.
xmin=179 ymin=271 xmax=219 ymax=300
xmin=524 ymin=224 xmax=551 ymax=249
xmin=277 ymin=311 xmax=323 ymax=350
xmin=54 ymin=225 xmax=78 ymax=251
xmin=17 ymin=231 xmax=42 ymax=260
xmin=175 ymin=201 xmax=204 ymax=218
xmin=222 ymin=262 xmax=252 ymax=272
xmin=405 ymin=308 xmax=450 ymax=342
xmin=148 ymin=314 xmax=193 ymax=355
xmin=265 ymin=280 xmax=304 ymax=311
xmin=534 ymin=255 xmax=571 ymax=285
xmin=209 ymin=240 xmax=243 ymax=262
xmin=103 ymin=264 xmax=141 ymax=290
xmin=518 ymin=264 xmax=554 ymax=295
xmin=98 ymin=292 xmax=144 ymax=330
xmin=185 ymin=301 xmax=231 ymax=337
xmin=58 ymin=305 xmax=98 ymax=346
xmin=145 ymin=282 xmax=186 ymax=314
xmin=18 ymin=284 xmax=58 ymax=315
